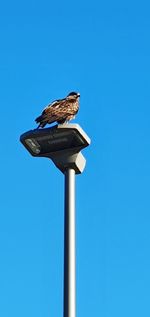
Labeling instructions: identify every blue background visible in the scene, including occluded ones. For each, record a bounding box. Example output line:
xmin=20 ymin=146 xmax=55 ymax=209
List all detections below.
xmin=0 ymin=0 xmax=150 ymax=316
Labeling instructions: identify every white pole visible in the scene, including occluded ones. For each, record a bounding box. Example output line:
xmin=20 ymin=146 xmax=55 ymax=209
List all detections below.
xmin=64 ymin=168 xmax=76 ymax=317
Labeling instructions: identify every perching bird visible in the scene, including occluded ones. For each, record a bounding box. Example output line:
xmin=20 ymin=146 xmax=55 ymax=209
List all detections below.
xmin=35 ymin=92 xmax=80 ymax=128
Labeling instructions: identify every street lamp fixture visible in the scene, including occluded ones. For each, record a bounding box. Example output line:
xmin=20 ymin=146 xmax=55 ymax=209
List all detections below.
xmin=20 ymin=123 xmax=90 ymax=174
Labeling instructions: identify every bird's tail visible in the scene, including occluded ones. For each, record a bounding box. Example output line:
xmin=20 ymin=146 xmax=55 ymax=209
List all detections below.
xmin=35 ymin=115 xmax=43 ymax=123
xmin=35 ymin=115 xmax=47 ymax=128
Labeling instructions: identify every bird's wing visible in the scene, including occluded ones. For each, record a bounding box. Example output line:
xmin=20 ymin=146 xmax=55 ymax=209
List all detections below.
xmin=42 ymin=98 xmax=64 ymax=115
xmin=36 ymin=97 xmax=78 ymax=125
xmin=38 ymin=99 xmax=67 ymax=123
xmin=43 ymin=98 xmax=75 ymax=117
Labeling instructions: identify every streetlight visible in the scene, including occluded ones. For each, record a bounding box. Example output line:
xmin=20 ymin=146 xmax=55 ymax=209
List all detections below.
xmin=20 ymin=123 xmax=91 ymax=317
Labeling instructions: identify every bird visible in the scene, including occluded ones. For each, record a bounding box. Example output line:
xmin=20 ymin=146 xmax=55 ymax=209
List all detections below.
xmin=35 ymin=92 xmax=80 ymax=128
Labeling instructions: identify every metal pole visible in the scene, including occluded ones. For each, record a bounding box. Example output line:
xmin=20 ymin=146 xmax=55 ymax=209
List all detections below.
xmin=64 ymin=168 xmax=76 ymax=317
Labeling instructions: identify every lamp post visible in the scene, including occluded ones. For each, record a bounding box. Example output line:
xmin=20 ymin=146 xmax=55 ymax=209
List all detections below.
xmin=20 ymin=123 xmax=91 ymax=317
xmin=64 ymin=168 xmax=76 ymax=317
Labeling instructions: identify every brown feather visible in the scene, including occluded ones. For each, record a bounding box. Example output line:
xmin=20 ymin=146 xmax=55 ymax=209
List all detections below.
xmin=35 ymin=93 xmax=80 ymax=128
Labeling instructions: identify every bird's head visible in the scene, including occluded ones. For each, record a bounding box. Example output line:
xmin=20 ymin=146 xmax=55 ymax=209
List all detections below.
xmin=67 ymin=92 xmax=80 ymax=99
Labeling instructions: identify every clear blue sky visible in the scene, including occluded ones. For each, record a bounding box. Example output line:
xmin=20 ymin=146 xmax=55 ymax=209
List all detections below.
xmin=0 ymin=0 xmax=150 ymax=316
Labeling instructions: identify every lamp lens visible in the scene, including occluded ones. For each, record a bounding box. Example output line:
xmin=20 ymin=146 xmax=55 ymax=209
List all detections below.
xmin=25 ymin=138 xmax=41 ymax=154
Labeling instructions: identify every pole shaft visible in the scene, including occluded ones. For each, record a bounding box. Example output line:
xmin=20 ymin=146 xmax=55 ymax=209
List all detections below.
xmin=64 ymin=168 xmax=76 ymax=317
